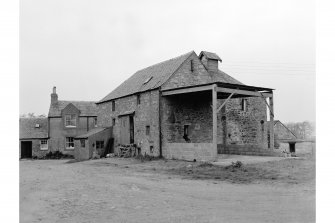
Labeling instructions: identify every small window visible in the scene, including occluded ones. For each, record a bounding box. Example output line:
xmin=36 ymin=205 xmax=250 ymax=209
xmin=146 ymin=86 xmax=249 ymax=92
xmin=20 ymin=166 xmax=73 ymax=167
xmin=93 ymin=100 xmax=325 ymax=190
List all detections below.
xmin=241 ymin=99 xmax=247 ymax=111
xmin=260 ymin=120 xmax=265 ymax=132
xmin=112 ymin=101 xmax=115 ymax=111
xmin=80 ymin=139 xmax=85 ymax=147
xmin=137 ymin=94 xmax=141 ymax=105
xmin=143 ymin=76 xmax=152 ymax=85
xmin=40 ymin=140 xmax=48 ymax=150
xmin=94 ymin=117 xmax=98 ymax=127
xmin=35 ymin=124 xmax=40 ymax=128
xmin=146 ymin=125 xmax=150 ymax=136
xmin=65 ymin=137 xmax=74 ymax=149
xmin=96 ymin=141 xmax=104 ymax=149
xmin=190 ymin=60 xmax=194 ymax=72
xmin=65 ymin=114 xmax=76 ymax=127
xmin=112 ymin=118 xmax=116 ymax=126
xmin=183 ymin=125 xmax=190 ymax=142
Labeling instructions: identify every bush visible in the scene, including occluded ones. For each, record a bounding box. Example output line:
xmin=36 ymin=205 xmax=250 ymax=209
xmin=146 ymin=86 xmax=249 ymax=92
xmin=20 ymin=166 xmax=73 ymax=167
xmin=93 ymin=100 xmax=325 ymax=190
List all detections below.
xmin=231 ymin=161 xmax=243 ymax=168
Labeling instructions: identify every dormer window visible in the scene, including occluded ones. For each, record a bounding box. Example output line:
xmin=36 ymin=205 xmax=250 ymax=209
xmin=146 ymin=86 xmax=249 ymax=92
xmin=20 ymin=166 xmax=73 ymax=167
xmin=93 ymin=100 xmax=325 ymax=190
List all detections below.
xmin=65 ymin=114 xmax=76 ymax=127
xmin=143 ymin=76 xmax=152 ymax=85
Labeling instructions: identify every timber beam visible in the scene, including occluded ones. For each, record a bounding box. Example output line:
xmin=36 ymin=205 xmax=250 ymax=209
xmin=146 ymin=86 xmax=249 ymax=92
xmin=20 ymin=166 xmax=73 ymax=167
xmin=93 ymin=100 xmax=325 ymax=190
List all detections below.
xmin=217 ymin=87 xmax=273 ymax=98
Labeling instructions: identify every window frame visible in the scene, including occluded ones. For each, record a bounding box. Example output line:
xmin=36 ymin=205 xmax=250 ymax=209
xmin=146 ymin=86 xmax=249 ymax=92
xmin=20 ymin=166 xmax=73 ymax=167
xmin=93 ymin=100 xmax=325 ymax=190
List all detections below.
xmin=241 ymin=99 xmax=247 ymax=111
xmin=137 ymin=94 xmax=141 ymax=105
xmin=112 ymin=101 xmax=115 ymax=111
xmin=146 ymin=125 xmax=150 ymax=136
xmin=65 ymin=114 xmax=77 ymax=127
xmin=80 ymin=139 xmax=86 ymax=148
xmin=96 ymin=140 xmax=104 ymax=149
xmin=40 ymin=139 xmax=48 ymax=150
xmin=65 ymin=137 xmax=75 ymax=150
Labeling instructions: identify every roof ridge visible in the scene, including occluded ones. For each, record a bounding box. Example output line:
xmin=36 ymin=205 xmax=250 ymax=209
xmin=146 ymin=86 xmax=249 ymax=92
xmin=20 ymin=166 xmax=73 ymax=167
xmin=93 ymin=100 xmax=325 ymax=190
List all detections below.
xmin=134 ymin=51 xmax=194 ymax=73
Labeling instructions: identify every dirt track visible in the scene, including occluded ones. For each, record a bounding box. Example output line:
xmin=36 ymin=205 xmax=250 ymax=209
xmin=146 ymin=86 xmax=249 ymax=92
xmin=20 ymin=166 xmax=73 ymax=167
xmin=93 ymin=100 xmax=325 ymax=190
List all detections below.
xmin=20 ymin=158 xmax=315 ymax=223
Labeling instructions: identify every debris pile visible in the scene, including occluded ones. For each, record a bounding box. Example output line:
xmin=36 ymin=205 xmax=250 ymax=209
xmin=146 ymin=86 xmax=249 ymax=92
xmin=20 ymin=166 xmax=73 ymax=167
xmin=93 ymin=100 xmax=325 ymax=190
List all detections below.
xmin=117 ymin=144 xmax=137 ymax=158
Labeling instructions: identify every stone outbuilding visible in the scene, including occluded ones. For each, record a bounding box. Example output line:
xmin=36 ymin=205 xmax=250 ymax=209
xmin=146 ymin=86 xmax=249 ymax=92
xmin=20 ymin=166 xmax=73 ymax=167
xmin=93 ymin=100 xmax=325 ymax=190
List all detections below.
xmin=97 ymin=50 xmax=277 ymax=161
xmin=19 ymin=117 xmax=49 ymax=158
xmin=74 ymin=127 xmax=113 ymax=161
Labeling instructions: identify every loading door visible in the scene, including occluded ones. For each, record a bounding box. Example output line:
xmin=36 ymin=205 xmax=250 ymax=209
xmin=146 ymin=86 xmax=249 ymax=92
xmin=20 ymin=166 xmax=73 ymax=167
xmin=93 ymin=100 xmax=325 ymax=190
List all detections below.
xmin=119 ymin=115 xmax=134 ymax=145
xmin=21 ymin=141 xmax=32 ymax=158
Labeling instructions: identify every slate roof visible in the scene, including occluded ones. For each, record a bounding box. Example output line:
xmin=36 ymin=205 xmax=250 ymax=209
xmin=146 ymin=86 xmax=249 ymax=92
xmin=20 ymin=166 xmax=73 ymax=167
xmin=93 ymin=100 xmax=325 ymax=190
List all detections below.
xmin=20 ymin=118 xmax=48 ymax=139
xmin=199 ymin=51 xmax=222 ymax=62
xmin=75 ymin=127 xmax=109 ymax=139
xmin=98 ymin=51 xmax=244 ymax=103
xmin=98 ymin=51 xmax=194 ymax=103
xmin=48 ymin=101 xmax=98 ymax=117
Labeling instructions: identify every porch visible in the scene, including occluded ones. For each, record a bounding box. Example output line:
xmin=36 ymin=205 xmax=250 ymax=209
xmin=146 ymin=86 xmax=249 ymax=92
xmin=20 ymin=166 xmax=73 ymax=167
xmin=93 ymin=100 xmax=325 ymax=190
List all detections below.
xmin=161 ymin=82 xmax=275 ymax=161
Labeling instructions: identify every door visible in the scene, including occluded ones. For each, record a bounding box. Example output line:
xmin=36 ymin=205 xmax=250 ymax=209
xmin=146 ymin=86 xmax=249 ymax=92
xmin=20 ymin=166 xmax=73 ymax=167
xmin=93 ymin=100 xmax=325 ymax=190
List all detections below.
xmin=120 ymin=116 xmax=130 ymax=145
xmin=21 ymin=141 xmax=32 ymax=158
xmin=119 ymin=115 xmax=134 ymax=145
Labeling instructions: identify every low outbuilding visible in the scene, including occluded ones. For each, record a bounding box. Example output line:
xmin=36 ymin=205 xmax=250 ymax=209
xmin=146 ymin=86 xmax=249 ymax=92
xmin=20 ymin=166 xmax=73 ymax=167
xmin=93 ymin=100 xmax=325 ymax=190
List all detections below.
xmin=74 ymin=127 xmax=113 ymax=161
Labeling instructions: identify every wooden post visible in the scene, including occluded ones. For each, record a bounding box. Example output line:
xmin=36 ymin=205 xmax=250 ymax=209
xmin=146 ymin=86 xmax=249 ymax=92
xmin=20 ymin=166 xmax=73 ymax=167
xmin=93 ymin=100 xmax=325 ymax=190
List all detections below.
xmin=212 ymin=84 xmax=218 ymax=158
xmin=269 ymin=95 xmax=274 ymax=149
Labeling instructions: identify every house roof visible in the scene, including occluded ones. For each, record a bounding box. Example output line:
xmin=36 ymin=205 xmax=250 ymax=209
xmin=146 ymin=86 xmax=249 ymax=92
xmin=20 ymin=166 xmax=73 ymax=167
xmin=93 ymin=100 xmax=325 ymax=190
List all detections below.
xmin=20 ymin=118 xmax=48 ymax=139
xmin=98 ymin=51 xmax=248 ymax=103
xmin=75 ymin=127 xmax=109 ymax=139
xmin=48 ymin=100 xmax=98 ymax=117
xmin=199 ymin=51 xmax=222 ymax=62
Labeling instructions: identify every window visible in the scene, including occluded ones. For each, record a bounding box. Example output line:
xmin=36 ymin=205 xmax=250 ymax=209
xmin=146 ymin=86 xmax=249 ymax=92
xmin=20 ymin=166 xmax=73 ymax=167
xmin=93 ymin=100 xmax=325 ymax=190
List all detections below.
xmin=183 ymin=125 xmax=190 ymax=142
xmin=190 ymin=60 xmax=194 ymax=72
xmin=137 ymin=94 xmax=141 ymax=105
xmin=80 ymin=139 xmax=85 ymax=147
xmin=143 ymin=76 xmax=152 ymax=85
xmin=94 ymin=117 xmax=98 ymax=127
xmin=112 ymin=101 xmax=115 ymax=111
xmin=96 ymin=141 xmax=104 ymax=149
xmin=40 ymin=140 xmax=48 ymax=150
xmin=241 ymin=99 xmax=247 ymax=111
xmin=65 ymin=137 xmax=74 ymax=149
xmin=146 ymin=125 xmax=150 ymax=136
xmin=260 ymin=120 xmax=265 ymax=132
xmin=65 ymin=114 xmax=76 ymax=127
xmin=112 ymin=118 xmax=116 ymax=126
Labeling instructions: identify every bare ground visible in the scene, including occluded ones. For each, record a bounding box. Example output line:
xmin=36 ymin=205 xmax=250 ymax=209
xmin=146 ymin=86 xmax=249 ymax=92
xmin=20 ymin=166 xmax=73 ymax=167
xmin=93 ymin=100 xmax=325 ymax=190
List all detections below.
xmin=20 ymin=154 xmax=315 ymax=223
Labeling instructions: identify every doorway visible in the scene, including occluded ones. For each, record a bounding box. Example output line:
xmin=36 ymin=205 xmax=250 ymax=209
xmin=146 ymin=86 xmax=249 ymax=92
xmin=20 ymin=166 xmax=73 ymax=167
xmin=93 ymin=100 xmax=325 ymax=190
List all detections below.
xmin=119 ymin=115 xmax=135 ymax=145
xmin=21 ymin=141 xmax=32 ymax=158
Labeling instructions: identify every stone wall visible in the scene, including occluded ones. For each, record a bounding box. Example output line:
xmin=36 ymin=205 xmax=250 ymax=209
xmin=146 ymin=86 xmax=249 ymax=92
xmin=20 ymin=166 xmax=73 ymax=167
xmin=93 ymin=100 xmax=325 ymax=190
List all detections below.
xmin=48 ymin=116 xmax=97 ymax=155
xmin=97 ymin=90 xmax=160 ymax=156
xmin=19 ymin=139 xmax=49 ymax=158
xmin=224 ymin=97 xmax=268 ymax=149
xmin=161 ymin=52 xmax=213 ymax=90
xmin=164 ymin=143 xmax=214 ymax=161
xmin=161 ymin=92 xmax=225 ymax=160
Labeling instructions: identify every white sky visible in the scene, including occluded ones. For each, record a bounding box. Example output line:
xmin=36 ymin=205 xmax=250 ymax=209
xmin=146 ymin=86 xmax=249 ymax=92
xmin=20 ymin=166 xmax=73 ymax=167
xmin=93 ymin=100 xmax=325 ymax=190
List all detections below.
xmin=20 ymin=0 xmax=315 ymax=122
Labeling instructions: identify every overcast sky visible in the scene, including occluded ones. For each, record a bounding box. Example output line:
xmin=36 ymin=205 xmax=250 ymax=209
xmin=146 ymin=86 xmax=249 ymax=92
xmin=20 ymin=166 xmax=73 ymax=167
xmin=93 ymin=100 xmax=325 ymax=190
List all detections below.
xmin=20 ymin=0 xmax=315 ymax=122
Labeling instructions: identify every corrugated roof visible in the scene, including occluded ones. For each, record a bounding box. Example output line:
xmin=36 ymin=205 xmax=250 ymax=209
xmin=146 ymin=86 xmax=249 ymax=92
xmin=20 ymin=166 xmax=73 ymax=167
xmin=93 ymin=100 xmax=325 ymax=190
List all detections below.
xmin=48 ymin=101 xmax=98 ymax=117
xmin=75 ymin=127 xmax=109 ymax=139
xmin=20 ymin=118 xmax=48 ymax=139
xmin=98 ymin=51 xmax=194 ymax=103
xmin=199 ymin=51 xmax=222 ymax=62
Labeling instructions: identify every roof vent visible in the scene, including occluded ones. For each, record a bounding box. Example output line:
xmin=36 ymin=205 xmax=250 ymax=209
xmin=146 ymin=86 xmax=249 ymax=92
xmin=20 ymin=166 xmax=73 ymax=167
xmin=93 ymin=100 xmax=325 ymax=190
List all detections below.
xmin=143 ymin=76 xmax=153 ymax=85
xmin=35 ymin=124 xmax=40 ymax=128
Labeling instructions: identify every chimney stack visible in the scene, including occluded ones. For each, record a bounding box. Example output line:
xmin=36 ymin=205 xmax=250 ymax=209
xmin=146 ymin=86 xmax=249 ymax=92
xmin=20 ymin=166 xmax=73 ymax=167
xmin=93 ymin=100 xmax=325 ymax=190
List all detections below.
xmin=51 ymin=86 xmax=58 ymax=105
xmin=199 ymin=51 xmax=222 ymax=73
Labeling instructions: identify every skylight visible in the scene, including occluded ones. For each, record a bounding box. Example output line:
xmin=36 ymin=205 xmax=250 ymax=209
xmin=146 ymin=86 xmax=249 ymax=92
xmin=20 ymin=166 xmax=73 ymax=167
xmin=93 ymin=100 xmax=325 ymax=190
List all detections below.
xmin=143 ymin=76 xmax=153 ymax=85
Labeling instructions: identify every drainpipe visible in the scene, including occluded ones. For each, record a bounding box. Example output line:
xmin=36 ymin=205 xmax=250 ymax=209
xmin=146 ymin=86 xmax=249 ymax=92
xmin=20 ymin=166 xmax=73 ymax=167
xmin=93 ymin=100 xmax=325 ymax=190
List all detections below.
xmin=158 ymin=88 xmax=162 ymax=158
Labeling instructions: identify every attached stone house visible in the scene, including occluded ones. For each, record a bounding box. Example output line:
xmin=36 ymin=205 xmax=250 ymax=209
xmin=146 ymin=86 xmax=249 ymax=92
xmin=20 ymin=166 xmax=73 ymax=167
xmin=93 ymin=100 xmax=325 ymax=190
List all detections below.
xmin=19 ymin=117 xmax=49 ymax=158
xmin=96 ymin=51 xmax=277 ymax=161
xmin=47 ymin=87 xmax=99 ymax=156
